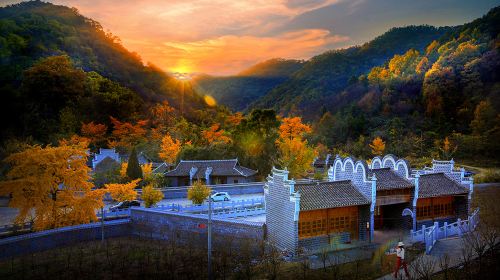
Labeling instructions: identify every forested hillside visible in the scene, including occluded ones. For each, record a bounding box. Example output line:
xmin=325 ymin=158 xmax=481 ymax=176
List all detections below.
xmin=1 ymin=1 xmax=498 ymax=177
xmin=308 ymin=6 xmax=500 ymax=161
xmin=0 ymin=1 xmax=208 ymax=142
xmin=250 ymin=25 xmax=449 ymax=117
xmin=193 ymin=59 xmax=303 ymax=111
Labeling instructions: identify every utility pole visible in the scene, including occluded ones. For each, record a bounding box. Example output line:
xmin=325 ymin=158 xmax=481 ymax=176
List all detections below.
xmin=207 ymin=195 xmax=212 ymax=280
xmin=101 ymin=206 xmax=105 ymax=243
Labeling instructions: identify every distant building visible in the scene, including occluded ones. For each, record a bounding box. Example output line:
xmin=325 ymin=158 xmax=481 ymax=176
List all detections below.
xmin=265 ymin=154 xmax=473 ymax=254
xmin=90 ymin=148 xmax=169 ymax=173
xmin=312 ymin=154 xmax=333 ymax=174
xmin=164 ymin=159 xmax=257 ymax=187
xmin=92 ymin=148 xmax=121 ymax=169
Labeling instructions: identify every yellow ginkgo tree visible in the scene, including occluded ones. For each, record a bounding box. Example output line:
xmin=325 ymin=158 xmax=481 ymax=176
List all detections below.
xmin=0 ymin=144 xmax=105 ymax=231
xmin=159 ymin=133 xmax=182 ymax=165
xmin=105 ymin=179 xmax=140 ymax=202
xmin=276 ymin=117 xmax=317 ymax=178
xmin=141 ymin=184 xmax=164 ymax=208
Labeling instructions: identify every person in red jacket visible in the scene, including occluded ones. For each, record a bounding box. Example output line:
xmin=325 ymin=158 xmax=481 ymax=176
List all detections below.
xmin=394 ymin=241 xmax=409 ymax=278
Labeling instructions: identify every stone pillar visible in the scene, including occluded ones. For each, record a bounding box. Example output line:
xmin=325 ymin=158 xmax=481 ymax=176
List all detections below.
xmin=189 ymin=166 xmax=198 ymax=185
xmin=205 ymin=167 xmax=212 ymax=185
xmin=370 ymin=174 xmax=377 ymax=242
xmin=467 ymin=178 xmax=474 ymax=215
xmin=412 ymin=173 xmax=420 ymax=232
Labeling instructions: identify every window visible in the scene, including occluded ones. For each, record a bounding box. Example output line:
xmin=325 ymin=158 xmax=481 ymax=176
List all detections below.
xmin=299 ymin=207 xmax=359 ymax=239
xmin=234 ymin=180 xmax=239 ymax=184
xmin=417 ymin=197 xmax=454 ymax=220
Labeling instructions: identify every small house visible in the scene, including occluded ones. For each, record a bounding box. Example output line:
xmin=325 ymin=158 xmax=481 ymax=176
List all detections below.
xmin=164 ymin=159 xmax=257 ymax=186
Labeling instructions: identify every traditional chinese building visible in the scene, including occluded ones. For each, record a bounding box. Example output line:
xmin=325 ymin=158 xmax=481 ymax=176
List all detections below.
xmin=164 ymin=159 xmax=257 ymax=187
xmin=265 ymin=168 xmax=370 ymax=253
xmin=90 ymin=148 xmax=167 ymax=173
xmin=265 ymin=154 xmax=473 ymax=254
xmin=328 ymin=155 xmax=472 ymax=240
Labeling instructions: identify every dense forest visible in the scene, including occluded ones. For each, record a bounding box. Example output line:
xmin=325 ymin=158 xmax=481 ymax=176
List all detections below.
xmin=0 ymin=1 xmax=209 ymax=143
xmin=0 ymin=1 xmax=499 ymax=185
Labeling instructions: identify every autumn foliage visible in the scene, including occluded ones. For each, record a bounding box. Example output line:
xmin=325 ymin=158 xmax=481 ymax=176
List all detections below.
xmin=58 ymin=134 xmax=90 ymax=149
xmin=202 ymin=124 xmax=231 ymax=144
xmin=276 ymin=117 xmax=316 ymax=178
xmin=159 ymin=133 xmax=182 ymax=164
xmin=369 ymin=137 xmax=386 ymax=156
xmin=187 ymin=180 xmax=211 ymax=205
xmin=278 ymin=117 xmax=312 ymax=140
xmin=105 ymin=179 xmax=140 ymax=202
xmin=141 ymin=184 xmax=164 ymax=208
xmin=81 ymin=121 xmax=107 ymax=146
xmin=109 ymin=117 xmax=148 ymax=148
xmin=226 ymin=112 xmax=243 ymax=126
xmin=0 ymin=144 xmax=104 ymax=231
xmin=141 ymin=162 xmax=153 ymax=180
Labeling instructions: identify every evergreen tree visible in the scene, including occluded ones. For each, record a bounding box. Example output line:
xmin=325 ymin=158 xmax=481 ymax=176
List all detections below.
xmin=126 ymin=147 xmax=143 ymax=180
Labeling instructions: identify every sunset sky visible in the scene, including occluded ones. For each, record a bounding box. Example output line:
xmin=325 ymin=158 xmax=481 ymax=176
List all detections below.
xmin=5 ymin=0 xmax=500 ymax=75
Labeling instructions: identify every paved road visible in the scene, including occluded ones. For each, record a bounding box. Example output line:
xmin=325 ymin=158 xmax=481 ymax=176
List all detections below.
xmin=377 ymin=237 xmax=468 ymax=280
xmin=0 ymin=193 xmax=264 ymax=226
xmin=475 ymin=182 xmax=500 ymax=188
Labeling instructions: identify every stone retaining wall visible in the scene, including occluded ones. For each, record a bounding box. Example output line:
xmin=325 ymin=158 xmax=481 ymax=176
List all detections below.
xmin=0 ymin=219 xmax=131 ymax=259
xmin=130 ymin=208 xmax=265 ymax=243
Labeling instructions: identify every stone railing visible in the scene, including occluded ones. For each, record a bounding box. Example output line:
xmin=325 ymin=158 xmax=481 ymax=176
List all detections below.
xmin=411 ymin=208 xmax=479 ymax=254
xmin=153 ymin=197 xmax=265 ymax=214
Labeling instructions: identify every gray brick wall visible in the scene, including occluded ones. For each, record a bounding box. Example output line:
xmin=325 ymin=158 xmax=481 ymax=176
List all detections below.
xmin=265 ymin=169 xmax=299 ymax=254
xmin=0 ymin=220 xmax=131 ymax=259
xmin=130 ymin=208 xmax=265 ymax=241
xmin=298 ymin=232 xmax=354 ymax=252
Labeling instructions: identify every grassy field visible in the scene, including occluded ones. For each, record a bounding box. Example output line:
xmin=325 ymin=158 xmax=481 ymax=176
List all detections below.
xmin=462 ymin=165 xmax=500 ymax=183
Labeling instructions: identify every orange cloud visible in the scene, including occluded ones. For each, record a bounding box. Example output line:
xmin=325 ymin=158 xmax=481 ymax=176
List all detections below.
xmin=152 ymin=29 xmax=349 ymax=74
xmin=30 ymin=1 xmax=348 ymax=74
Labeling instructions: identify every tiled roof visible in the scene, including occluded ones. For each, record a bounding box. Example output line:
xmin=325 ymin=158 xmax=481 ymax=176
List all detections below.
xmin=313 ymin=154 xmax=333 ymax=168
xmin=418 ymin=173 xmax=469 ymax=198
xmin=152 ymin=162 xmax=169 ymax=174
xmin=295 ymin=181 xmax=370 ymax=211
xmin=165 ymin=159 xmax=257 ymax=177
xmin=369 ymin=168 xmax=414 ymax=190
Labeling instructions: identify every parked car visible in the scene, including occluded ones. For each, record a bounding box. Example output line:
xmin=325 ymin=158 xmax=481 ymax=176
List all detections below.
xmin=110 ymin=200 xmax=140 ymax=211
xmin=210 ymin=192 xmax=231 ymax=202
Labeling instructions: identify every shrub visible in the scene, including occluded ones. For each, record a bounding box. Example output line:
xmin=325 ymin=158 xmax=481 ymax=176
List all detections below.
xmin=187 ymin=180 xmax=211 ymax=205
xmin=141 ymin=184 xmax=164 ymax=208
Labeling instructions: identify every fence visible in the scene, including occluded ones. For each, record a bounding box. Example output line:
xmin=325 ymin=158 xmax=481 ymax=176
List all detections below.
xmin=139 ymin=182 xmax=264 ymax=199
xmin=154 ymin=197 xmax=265 ymax=213
xmin=1 ymin=209 xmax=131 ymax=238
xmin=98 ymin=208 xmax=131 ymax=219
xmin=411 ymin=208 xmax=480 ymax=254
xmin=211 ymin=206 xmax=266 ymax=219
xmin=0 ymin=222 xmax=32 ymax=237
